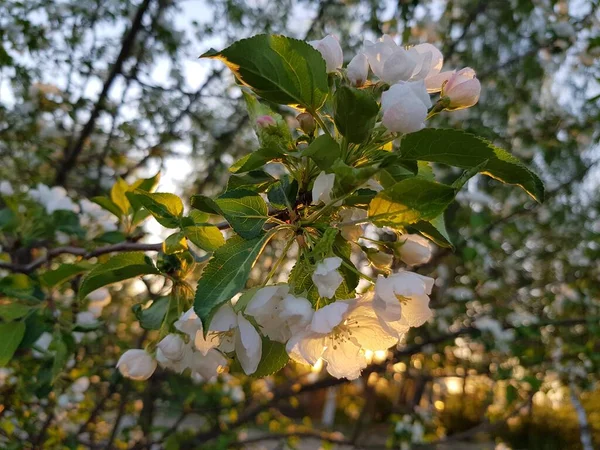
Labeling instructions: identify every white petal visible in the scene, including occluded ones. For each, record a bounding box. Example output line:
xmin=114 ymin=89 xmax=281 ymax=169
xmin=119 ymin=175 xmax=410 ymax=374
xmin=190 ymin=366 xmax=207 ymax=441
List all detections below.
xmin=209 ymin=303 xmax=238 ymax=332
xmin=310 ymin=301 xmax=349 ymax=333
xmin=322 ymin=340 xmax=366 ymax=380
xmin=401 ymin=294 xmax=433 ymax=327
xmin=312 ymin=171 xmax=336 ymax=204
xmin=235 ymin=313 xmax=262 ymax=375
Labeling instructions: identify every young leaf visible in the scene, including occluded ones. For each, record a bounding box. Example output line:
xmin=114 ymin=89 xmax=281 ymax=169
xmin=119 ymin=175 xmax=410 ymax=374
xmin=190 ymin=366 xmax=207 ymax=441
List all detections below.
xmin=201 ymin=34 xmax=328 ymax=111
xmin=214 ymin=189 xmax=269 ymax=239
xmin=132 ymin=297 xmax=170 ymax=330
xmin=252 ymin=338 xmax=289 ymax=377
xmin=227 ymin=170 xmax=275 ymax=192
xmin=184 ymin=225 xmax=225 ymax=252
xmin=368 ymin=178 xmax=456 ymax=228
xmin=399 ymin=129 xmax=544 ymax=202
xmin=229 ymin=147 xmax=283 ymax=174
xmin=78 ymin=252 xmax=160 ymax=300
xmin=267 ymin=176 xmax=298 ymax=211
xmin=163 ymin=232 xmax=188 ymax=255
xmin=0 ymin=321 xmax=25 ymax=366
xmin=91 ymin=197 xmax=123 ymax=219
xmin=0 ymin=300 xmax=33 ymax=321
xmin=411 ymin=214 xmax=454 ymax=249
xmin=40 ymin=263 xmax=91 ymax=288
xmin=194 ymin=233 xmax=272 ymax=328
xmin=333 ymin=86 xmax=379 ymax=143
xmin=301 ymin=134 xmax=341 ymax=172
xmin=110 ymin=178 xmax=132 ymax=215
xmin=126 ymin=191 xmax=184 ymax=228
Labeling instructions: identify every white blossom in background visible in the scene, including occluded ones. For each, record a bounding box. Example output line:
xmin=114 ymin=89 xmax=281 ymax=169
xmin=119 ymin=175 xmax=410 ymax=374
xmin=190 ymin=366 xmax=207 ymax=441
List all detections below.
xmin=209 ymin=303 xmax=262 ymax=375
xmin=157 ymin=334 xmax=186 ymax=361
xmin=373 ymin=272 xmax=434 ymax=339
xmin=339 ymin=207 xmax=367 ymax=241
xmin=80 ymin=199 xmax=118 ymax=235
xmin=312 ymin=256 xmax=344 ymax=298
xmin=287 ymin=297 xmax=397 ymax=379
xmin=29 ymin=184 xmax=79 ymax=214
xmin=116 ymin=349 xmax=157 ymax=380
xmin=381 ymin=81 xmax=431 ymax=134
xmin=309 ymin=35 xmax=343 ymax=73
xmin=75 ymin=311 xmax=98 ymax=326
xmin=245 ymin=285 xmax=313 ymax=343
xmin=396 ymin=234 xmax=433 ymax=266
xmin=86 ymin=288 xmax=111 ymax=317
xmin=473 ymin=316 xmax=515 ymax=347
xmin=0 ymin=181 xmax=13 ymax=196
xmin=32 ymin=331 xmax=53 ymax=358
xmin=312 ymin=171 xmax=336 ymax=204
xmin=346 ymin=52 xmax=369 ymax=86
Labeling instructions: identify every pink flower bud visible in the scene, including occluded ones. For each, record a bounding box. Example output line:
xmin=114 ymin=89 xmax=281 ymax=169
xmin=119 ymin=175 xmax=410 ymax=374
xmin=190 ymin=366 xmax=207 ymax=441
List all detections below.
xmin=256 ymin=115 xmax=276 ymax=129
xmin=442 ymin=67 xmax=481 ymax=110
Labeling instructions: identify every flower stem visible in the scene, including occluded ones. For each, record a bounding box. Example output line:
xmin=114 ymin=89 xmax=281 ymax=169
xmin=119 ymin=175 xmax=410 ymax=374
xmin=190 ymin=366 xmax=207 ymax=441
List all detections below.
xmin=261 ymin=234 xmax=296 ymax=286
xmin=340 ymin=258 xmax=375 ymax=284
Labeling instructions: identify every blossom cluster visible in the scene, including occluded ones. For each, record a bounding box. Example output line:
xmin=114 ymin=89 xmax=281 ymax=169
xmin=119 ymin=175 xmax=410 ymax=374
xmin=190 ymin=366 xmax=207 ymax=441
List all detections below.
xmin=117 ymin=235 xmax=434 ymax=381
xmin=309 ymin=34 xmax=481 ymax=133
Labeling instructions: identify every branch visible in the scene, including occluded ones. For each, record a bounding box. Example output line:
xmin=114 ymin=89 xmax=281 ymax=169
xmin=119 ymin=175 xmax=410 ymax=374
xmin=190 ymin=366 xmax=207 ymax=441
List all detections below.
xmin=0 ymin=242 xmax=163 ymax=274
xmin=54 ymin=0 xmax=154 ymax=186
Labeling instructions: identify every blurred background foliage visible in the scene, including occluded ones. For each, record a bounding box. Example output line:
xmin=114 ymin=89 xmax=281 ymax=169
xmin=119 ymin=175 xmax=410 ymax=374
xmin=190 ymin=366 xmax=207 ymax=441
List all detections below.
xmin=0 ymin=0 xmax=599 ymax=448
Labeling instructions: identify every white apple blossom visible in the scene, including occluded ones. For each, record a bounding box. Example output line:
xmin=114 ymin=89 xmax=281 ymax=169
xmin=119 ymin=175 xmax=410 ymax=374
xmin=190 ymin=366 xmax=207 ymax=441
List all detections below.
xmin=116 ymin=349 xmax=157 ymax=380
xmin=0 ymin=181 xmax=13 ymax=196
xmin=175 ymin=307 xmax=203 ymax=339
xmin=309 ymin=35 xmax=343 ymax=73
xmin=157 ymin=334 xmax=186 ymax=361
xmin=244 ymin=285 xmax=313 ymax=343
xmin=28 ymin=183 xmax=79 ymax=214
xmin=312 ymin=256 xmax=344 ymax=298
xmin=381 ymin=81 xmax=431 ymax=134
xmin=346 ymin=52 xmax=369 ymax=86
xmin=209 ymin=303 xmax=262 ymax=375
xmin=373 ymin=272 xmax=434 ymax=339
xmin=396 ymin=234 xmax=433 ymax=266
xmin=86 ymin=288 xmax=111 ymax=317
xmin=75 ymin=311 xmax=98 ymax=326
xmin=339 ymin=207 xmax=367 ymax=241
xmin=363 ymin=36 xmax=444 ymax=85
xmin=441 ymin=67 xmax=481 ymax=110
xmin=312 ymin=171 xmax=336 ymax=205
xmin=286 ymin=296 xmax=397 ymax=379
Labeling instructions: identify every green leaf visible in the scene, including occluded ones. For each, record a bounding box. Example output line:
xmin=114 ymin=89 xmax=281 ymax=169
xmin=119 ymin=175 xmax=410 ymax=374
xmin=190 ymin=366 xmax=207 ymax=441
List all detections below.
xmin=230 ymin=147 xmax=282 ymax=174
xmin=267 ymin=176 xmax=298 ymax=211
xmin=411 ymin=214 xmax=454 ymax=249
xmin=227 ymin=170 xmax=275 ymax=192
xmin=0 ymin=321 xmax=25 ymax=366
xmin=331 ymin=159 xmax=380 ymax=191
xmin=301 ymin=134 xmax=341 ymax=172
xmin=368 ymin=178 xmax=456 ymax=228
xmin=184 ymin=225 xmax=225 ymax=252
xmin=94 ymin=231 xmax=127 ymax=244
xmin=399 ymin=129 xmax=544 ymax=202
xmin=202 ymin=34 xmax=329 ymax=111
xmin=333 ymin=86 xmax=379 ymax=143
xmin=40 ymin=263 xmax=91 ymax=288
xmin=190 ymin=195 xmax=220 ymax=215
xmin=132 ymin=172 xmax=161 ymax=193
xmin=50 ymin=335 xmax=69 ymax=382
xmin=110 ymin=178 xmax=132 ymax=215
xmin=78 ymin=253 xmax=160 ymax=300
xmin=214 ymin=189 xmax=268 ymax=239
xmin=91 ymin=196 xmax=123 ymax=219
xmin=126 ymin=191 xmax=184 ymax=228
xmin=163 ymin=232 xmax=188 ymax=255
xmin=194 ymin=233 xmax=272 ymax=328
xmin=0 ymin=300 xmax=33 ymax=321
xmin=132 ymin=297 xmax=170 ymax=330
xmin=252 ymin=338 xmax=289 ymax=377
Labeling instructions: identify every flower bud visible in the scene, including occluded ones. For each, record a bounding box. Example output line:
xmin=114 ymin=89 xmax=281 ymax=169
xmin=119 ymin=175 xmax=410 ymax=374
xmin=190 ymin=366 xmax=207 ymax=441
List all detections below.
xmin=309 ymin=35 xmax=343 ymax=73
xmin=256 ymin=115 xmax=276 ymax=129
xmin=157 ymin=334 xmax=186 ymax=361
xmin=347 ymin=53 xmax=369 ymax=86
xmin=395 ymin=234 xmax=432 ymax=266
xmin=116 ymin=349 xmax=157 ymax=381
xmin=442 ymin=67 xmax=481 ymax=110
xmin=296 ymin=112 xmax=316 ymax=135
